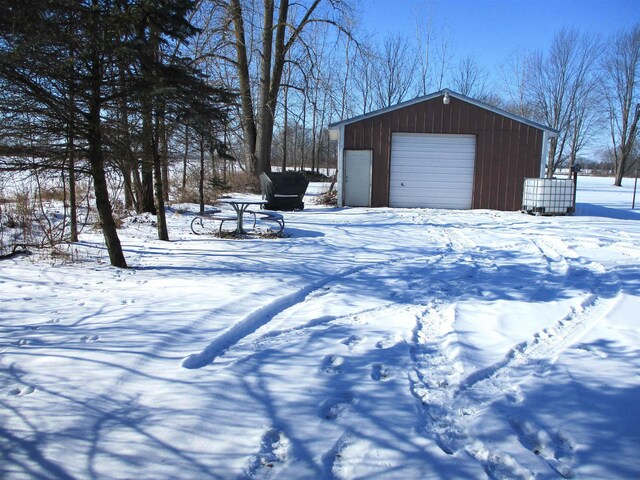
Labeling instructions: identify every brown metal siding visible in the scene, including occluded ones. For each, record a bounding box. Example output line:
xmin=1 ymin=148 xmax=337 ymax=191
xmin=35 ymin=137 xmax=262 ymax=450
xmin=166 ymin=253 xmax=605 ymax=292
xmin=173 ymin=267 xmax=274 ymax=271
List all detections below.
xmin=343 ymin=96 xmax=545 ymax=211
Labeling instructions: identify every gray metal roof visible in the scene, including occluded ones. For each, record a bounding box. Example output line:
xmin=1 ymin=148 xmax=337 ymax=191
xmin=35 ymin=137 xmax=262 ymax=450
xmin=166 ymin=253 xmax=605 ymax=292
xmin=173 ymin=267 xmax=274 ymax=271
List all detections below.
xmin=328 ymin=88 xmax=559 ymax=135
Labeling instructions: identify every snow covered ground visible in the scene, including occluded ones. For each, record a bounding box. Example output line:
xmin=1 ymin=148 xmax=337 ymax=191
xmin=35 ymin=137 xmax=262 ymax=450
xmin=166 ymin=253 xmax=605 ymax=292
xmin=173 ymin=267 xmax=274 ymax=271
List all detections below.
xmin=1 ymin=176 xmax=639 ymax=479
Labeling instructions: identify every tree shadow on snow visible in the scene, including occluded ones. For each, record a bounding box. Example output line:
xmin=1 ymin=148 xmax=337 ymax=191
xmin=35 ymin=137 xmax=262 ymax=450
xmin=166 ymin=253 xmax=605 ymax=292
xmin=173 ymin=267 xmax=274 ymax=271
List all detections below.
xmin=486 ymin=349 xmax=640 ymax=479
xmin=575 ymin=202 xmax=640 ymax=220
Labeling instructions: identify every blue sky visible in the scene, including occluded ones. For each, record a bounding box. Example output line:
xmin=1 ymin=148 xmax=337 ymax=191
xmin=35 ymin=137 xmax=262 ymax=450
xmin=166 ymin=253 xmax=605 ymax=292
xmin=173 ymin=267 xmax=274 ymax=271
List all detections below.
xmin=359 ymin=0 xmax=639 ymax=75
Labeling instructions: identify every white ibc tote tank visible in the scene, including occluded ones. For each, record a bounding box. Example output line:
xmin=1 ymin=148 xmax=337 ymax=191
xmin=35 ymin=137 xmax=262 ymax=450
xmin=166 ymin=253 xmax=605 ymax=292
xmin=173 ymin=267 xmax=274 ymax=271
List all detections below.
xmin=521 ymin=178 xmax=575 ymax=215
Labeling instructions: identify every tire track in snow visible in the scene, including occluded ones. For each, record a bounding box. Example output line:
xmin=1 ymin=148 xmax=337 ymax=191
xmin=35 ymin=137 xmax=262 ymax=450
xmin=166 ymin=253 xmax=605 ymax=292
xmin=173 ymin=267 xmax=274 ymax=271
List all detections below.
xmin=182 ymin=255 xmax=442 ymax=369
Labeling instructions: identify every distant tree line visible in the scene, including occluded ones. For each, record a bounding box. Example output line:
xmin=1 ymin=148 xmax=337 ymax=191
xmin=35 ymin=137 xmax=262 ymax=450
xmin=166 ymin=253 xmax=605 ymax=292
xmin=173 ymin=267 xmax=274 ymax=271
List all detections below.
xmin=338 ymin=23 xmax=639 ymax=187
xmin=0 ymin=1 xmax=638 ymax=266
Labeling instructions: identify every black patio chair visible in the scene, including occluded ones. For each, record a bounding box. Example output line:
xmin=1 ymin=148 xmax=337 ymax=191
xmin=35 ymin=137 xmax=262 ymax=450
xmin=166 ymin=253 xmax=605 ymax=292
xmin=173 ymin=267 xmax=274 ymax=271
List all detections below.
xmin=259 ymin=171 xmax=309 ymax=211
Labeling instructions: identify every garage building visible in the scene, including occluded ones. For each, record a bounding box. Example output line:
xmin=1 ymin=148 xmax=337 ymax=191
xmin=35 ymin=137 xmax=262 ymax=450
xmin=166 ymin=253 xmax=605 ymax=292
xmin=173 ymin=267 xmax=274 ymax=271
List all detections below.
xmin=329 ymin=89 xmax=558 ymax=211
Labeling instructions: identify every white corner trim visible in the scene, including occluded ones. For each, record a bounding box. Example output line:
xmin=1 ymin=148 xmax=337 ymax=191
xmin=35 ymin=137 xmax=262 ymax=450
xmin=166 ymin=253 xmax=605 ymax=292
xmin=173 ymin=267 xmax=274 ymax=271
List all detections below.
xmin=540 ymin=130 xmax=551 ymax=177
xmin=337 ymin=125 xmax=345 ymax=207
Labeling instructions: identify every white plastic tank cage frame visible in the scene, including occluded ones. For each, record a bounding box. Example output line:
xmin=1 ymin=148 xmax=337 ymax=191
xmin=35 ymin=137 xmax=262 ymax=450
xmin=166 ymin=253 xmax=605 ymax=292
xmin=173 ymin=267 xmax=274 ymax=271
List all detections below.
xmin=521 ymin=178 xmax=576 ymax=215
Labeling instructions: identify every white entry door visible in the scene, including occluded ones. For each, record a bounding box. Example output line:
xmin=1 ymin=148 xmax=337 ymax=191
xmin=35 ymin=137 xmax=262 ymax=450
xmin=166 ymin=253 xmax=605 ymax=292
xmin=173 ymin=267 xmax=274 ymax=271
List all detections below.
xmin=343 ymin=150 xmax=372 ymax=207
xmin=389 ymin=133 xmax=476 ymax=209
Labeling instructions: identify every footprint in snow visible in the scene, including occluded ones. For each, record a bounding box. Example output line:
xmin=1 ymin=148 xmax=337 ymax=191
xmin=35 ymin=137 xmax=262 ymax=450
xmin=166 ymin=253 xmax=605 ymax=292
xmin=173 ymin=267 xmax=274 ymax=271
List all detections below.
xmin=505 ymin=386 xmax=524 ymax=404
xmin=12 ymin=339 xmax=30 ymax=347
xmin=321 ymin=434 xmax=352 ymax=478
xmin=370 ymin=364 xmax=391 ymax=382
xmin=8 ymin=385 xmax=35 ymax=397
xmin=465 ymin=441 xmax=534 ymax=480
xmin=348 ymin=314 xmax=368 ymax=325
xmin=375 ymin=335 xmax=401 ymax=349
xmin=508 ymin=416 xmax=575 ymax=478
xmin=240 ymin=427 xmax=289 ymax=478
xmin=319 ymin=355 xmax=344 ymax=375
xmin=341 ymin=335 xmax=363 ymax=351
xmin=81 ymin=335 xmax=100 ymax=344
xmin=320 ymin=393 xmax=355 ymax=421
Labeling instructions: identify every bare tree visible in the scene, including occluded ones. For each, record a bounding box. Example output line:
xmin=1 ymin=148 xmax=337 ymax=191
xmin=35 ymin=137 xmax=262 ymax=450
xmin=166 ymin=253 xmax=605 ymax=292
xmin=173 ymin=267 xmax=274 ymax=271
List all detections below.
xmin=499 ymin=48 xmax=534 ymax=117
xmin=528 ymin=28 xmax=602 ymax=177
xmin=451 ymin=54 xmax=489 ymax=98
xmin=228 ymin=0 xmax=352 ymax=176
xmin=413 ymin=4 xmax=433 ymax=97
xmin=602 ymin=25 xmax=640 ymax=186
xmin=373 ymin=33 xmax=418 ymax=109
xmin=339 ymin=35 xmax=356 ymax=118
xmin=412 ymin=2 xmax=455 ymax=96
xmin=353 ymin=45 xmax=377 ymax=114
xmin=566 ymin=73 xmax=601 ymax=175
xmin=433 ymin=32 xmax=453 ymax=91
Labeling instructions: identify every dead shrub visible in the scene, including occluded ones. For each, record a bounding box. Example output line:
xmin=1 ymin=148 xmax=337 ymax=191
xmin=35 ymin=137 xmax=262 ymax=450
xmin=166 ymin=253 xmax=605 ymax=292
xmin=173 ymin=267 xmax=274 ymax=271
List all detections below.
xmin=317 ymin=188 xmax=337 ymax=206
xmin=172 ymin=168 xmax=260 ymax=204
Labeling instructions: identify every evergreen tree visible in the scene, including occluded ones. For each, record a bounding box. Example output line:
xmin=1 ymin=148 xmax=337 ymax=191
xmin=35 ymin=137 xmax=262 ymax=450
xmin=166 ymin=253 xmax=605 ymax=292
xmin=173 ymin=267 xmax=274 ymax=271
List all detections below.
xmin=0 ymin=0 xmax=234 ymax=260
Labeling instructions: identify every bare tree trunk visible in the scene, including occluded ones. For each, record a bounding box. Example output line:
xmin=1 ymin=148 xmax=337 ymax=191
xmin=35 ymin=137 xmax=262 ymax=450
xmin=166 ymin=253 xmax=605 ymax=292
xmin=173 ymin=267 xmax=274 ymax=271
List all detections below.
xmin=153 ymin=100 xmax=169 ymax=241
xmin=141 ymin=94 xmax=157 ymax=214
xmin=199 ymin=136 xmax=205 ymax=215
xmin=65 ymin=87 xmax=79 ymax=243
xmin=282 ymin=53 xmax=291 ymax=172
xmin=319 ymin=87 xmax=328 ymax=173
xmin=223 ymin=124 xmax=228 ymax=183
xmin=124 ymin=132 xmax=138 ymax=212
xmin=122 ymin=165 xmax=135 ymax=210
xmin=132 ymin=168 xmax=144 ymax=210
xmin=160 ymin=105 xmax=169 ymax=202
xmin=614 ymin=103 xmax=640 ymax=186
xmin=301 ymin=94 xmax=307 ymax=171
xmin=293 ymin=117 xmax=299 ymax=170
xmin=229 ymin=0 xmax=322 ymax=176
xmin=210 ymin=144 xmax=216 ymax=176
xmin=153 ymin=154 xmax=169 ymax=240
xmin=436 ymin=36 xmax=450 ymax=91
xmin=116 ymin=58 xmax=139 ymax=211
xmin=141 ymin=102 xmax=155 ymax=213
xmin=415 ymin=14 xmax=432 ymax=96
xmin=283 ymin=93 xmax=288 ymax=171
xmin=340 ymin=37 xmax=351 ymax=118
xmin=311 ymin=97 xmax=317 ymax=173
xmin=229 ymin=0 xmax=257 ymax=172
xmin=182 ymin=126 xmax=189 ymax=190
xmin=67 ymin=130 xmax=78 ymax=242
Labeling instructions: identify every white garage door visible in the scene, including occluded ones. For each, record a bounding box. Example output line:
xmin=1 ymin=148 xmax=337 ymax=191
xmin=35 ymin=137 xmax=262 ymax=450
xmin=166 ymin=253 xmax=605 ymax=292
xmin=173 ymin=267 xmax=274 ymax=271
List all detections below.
xmin=389 ymin=133 xmax=476 ymax=209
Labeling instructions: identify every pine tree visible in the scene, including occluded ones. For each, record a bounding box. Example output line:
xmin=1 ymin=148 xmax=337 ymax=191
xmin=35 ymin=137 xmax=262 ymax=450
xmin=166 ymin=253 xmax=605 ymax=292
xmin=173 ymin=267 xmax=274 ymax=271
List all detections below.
xmin=0 ymin=0 xmax=234 ymax=259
